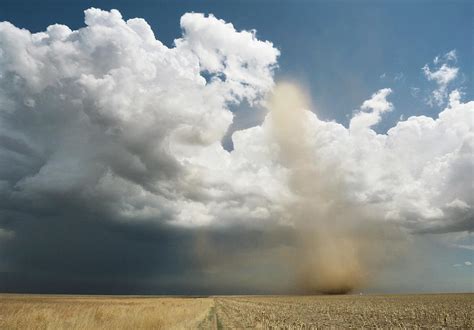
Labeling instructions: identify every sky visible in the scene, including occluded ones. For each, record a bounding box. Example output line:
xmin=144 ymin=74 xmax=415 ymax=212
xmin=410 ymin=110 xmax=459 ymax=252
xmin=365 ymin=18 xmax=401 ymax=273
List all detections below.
xmin=0 ymin=0 xmax=472 ymax=294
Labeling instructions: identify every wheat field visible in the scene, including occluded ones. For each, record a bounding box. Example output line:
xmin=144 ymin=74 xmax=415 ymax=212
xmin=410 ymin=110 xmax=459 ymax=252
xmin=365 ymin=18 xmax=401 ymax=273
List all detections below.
xmin=0 ymin=293 xmax=472 ymax=329
xmin=0 ymin=294 xmax=214 ymax=329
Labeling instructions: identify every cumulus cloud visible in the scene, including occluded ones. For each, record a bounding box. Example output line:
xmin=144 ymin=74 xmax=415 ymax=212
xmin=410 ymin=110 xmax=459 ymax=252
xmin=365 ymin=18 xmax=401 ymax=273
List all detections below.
xmin=349 ymin=88 xmax=393 ymax=132
xmin=423 ymin=50 xmax=459 ymax=106
xmin=0 ymin=8 xmax=280 ymax=229
xmin=231 ymin=86 xmax=473 ymax=234
xmin=0 ymin=9 xmax=472 ymax=293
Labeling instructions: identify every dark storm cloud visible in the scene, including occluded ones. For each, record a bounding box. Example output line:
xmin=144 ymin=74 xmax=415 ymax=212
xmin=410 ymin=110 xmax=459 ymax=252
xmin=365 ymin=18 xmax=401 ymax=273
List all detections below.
xmin=0 ymin=200 xmax=296 ymax=294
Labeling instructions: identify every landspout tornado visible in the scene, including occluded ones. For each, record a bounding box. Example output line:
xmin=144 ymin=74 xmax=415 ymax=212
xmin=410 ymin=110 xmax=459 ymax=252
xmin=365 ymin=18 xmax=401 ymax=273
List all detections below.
xmin=267 ymin=82 xmax=404 ymax=294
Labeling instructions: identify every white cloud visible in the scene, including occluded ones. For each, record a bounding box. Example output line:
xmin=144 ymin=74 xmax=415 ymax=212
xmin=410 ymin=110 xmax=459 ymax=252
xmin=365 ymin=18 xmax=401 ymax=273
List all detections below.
xmin=464 ymin=261 xmax=472 ymax=266
xmin=423 ymin=50 xmax=459 ymax=106
xmin=349 ymin=88 xmax=393 ymax=132
xmin=0 ymin=8 xmax=280 ymax=227
xmin=190 ymin=84 xmax=473 ymax=233
xmin=0 ymin=9 xmax=472 ymax=238
xmin=177 ymin=13 xmax=279 ymax=103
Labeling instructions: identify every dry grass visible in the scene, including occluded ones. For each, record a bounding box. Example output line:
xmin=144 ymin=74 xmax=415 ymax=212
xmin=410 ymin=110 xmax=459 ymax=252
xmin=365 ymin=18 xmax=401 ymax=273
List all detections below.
xmin=0 ymin=294 xmax=214 ymax=329
xmin=214 ymin=294 xmax=473 ymax=328
xmin=1 ymin=293 xmax=472 ymax=329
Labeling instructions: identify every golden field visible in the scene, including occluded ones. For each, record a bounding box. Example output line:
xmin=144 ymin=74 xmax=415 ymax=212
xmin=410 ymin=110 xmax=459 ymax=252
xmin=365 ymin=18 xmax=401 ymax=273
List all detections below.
xmin=0 ymin=293 xmax=472 ymax=329
xmin=0 ymin=295 xmax=214 ymax=329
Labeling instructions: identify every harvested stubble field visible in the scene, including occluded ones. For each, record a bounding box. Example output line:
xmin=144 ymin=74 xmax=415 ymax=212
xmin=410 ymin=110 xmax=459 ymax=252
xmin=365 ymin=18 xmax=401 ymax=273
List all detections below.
xmin=0 ymin=293 xmax=472 ymax=329
xmin=213 ymin=294 xmax=473 ymax=328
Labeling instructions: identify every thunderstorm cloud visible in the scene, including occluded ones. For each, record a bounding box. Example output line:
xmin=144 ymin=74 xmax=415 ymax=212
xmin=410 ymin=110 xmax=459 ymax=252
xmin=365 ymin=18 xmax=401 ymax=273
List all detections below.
xmin=0 ymin=9 xmax=472 ymax=293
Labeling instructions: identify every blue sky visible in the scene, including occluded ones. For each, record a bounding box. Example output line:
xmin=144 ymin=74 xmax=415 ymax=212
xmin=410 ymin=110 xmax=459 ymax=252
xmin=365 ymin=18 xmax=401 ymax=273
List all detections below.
xmin=0 ymin=1 xmax=472 ymax=294
xmin=1 ymin=0 xmax=472 ymax=130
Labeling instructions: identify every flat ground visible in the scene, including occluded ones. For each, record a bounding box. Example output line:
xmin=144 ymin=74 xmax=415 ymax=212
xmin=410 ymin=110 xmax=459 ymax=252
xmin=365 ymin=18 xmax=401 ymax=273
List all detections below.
xmin=0 ymin=295 xmax=212 ymax=329
xmin=212 ymin=294 xmax=473 ymax=328
xmin=0 ymin=293 xmax=472 ymax=329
